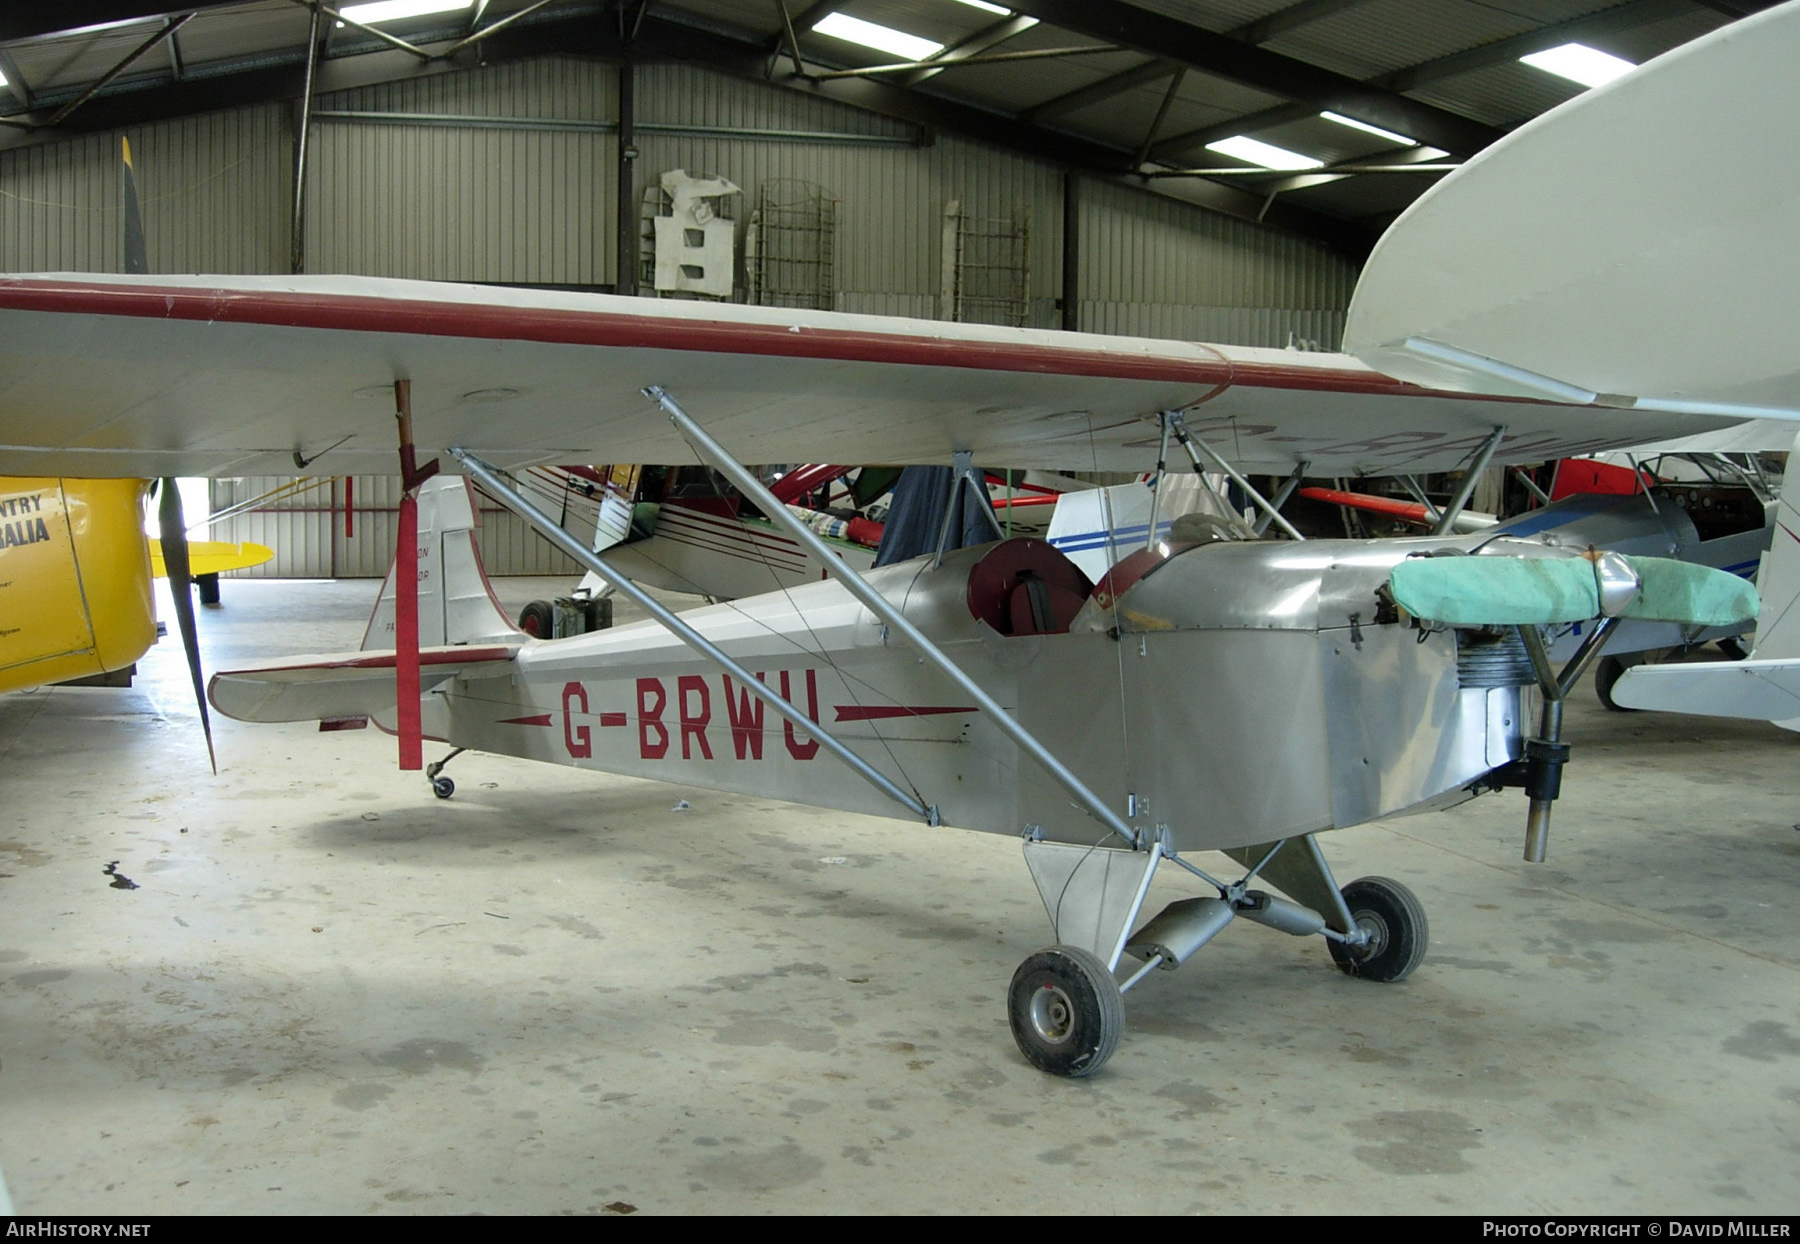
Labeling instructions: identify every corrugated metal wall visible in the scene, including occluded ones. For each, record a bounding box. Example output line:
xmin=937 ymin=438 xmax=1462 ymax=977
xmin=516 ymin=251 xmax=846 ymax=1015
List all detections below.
xmin=0 ymin=106 xmax=287 ymax=273
xmin=209 ymin=475 xmax=579 ymax=580
xmin=3 ymin=55 xmax=1359 ymax=577
xmin=1077 ymin=177 xmax=1355 ymax=348
xmin=307 ymin=60 xmax=615 ymax=284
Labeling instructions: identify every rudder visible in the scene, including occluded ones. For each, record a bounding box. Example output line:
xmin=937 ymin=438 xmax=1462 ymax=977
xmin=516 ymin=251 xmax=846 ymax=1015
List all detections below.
xmin=363 ymin=475 xmax=526 ymax=650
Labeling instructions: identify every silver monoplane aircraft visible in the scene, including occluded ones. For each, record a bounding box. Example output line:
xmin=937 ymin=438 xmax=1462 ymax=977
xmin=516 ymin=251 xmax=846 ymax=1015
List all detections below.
xmin=0 ymin=257 xmax=1765 ymax=1075
xmin=6 ymin=5 xmax=1794 ymax=1071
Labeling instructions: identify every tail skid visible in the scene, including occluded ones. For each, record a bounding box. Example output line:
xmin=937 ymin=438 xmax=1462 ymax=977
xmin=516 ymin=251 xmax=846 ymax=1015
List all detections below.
xmin=363 ymin=476 xmax=526 ymax=651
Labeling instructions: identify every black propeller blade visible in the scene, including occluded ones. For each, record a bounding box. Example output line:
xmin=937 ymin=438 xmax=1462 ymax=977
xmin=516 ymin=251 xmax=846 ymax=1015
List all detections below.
xmin=158 ymin=479 xmax=217 ymax=775
xmin=122 ymin=137 xmax=147 ymax=275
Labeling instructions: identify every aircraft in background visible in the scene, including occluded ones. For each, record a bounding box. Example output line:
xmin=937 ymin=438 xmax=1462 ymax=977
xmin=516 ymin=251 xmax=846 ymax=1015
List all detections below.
xmin=1340 ymin=1 xmax=1800 ymax=728
xmin=0 ymin=475 xmax=272 ymax=697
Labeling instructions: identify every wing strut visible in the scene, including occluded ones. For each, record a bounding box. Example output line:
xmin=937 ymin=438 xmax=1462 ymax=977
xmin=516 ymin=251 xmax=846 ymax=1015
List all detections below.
xmin=446 ymin=449 xmax=937 ymax=825
xmin=392 ymin=380 xmax=438 ymax=772
xmin=1165 ymin=412 xmax=1306 ymax=542
xmin=645 ymin=385 xmax=1144 ymax=849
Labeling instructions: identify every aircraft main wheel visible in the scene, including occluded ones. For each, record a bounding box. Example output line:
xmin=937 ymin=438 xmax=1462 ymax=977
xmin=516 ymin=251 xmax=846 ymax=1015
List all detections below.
xmin=1593 ymin=654 xmax=1639 ymax=712
xmin=432 ymin=776 xmax=455 ymax=800
xmin=517 ymin=600 xmax=555 ymax=639
xmin=1328 ymin=877 xmax=1428 ymax=983
xmin=1008 ymin=945 xmax=1124 ymax=1077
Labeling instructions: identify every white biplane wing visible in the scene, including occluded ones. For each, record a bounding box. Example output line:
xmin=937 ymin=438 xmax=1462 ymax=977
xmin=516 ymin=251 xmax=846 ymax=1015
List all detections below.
xmin=1338 ymin=0 xmax=1800 ymax=728
xmin=0 ymin=272 xmax=1752 ymax=481
xmin=1343 ymin=1 xmax=1800 ymax=429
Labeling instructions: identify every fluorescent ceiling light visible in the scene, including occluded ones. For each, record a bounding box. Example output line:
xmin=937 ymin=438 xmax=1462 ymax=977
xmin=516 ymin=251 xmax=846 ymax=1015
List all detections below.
xmin=1319 ymin=111 xmax=1416 ymax=146
xmin=339 ymin=0 xmax=472 ymax=25
xmin=954 ymin=0 xmax=1014 ymax=13
xmin=1205 ymin=135 xmax=1323 ymax=172
xmin=1519 ymin=42 xmax=1636 ymax=88
xmin=813 ymin=12 xmax=944 ymax=61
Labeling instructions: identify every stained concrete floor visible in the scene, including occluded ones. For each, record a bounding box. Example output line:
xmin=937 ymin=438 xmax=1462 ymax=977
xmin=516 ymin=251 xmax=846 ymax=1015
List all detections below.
xmin=2 ymin=575 xmax=1799 ymax=1216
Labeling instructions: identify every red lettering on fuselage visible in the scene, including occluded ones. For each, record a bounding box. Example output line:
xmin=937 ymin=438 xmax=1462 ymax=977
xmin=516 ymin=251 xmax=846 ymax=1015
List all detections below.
xmin=780 ymin=669 xmax=821 ymax=760
xmin=637 ymin=677 xmax=669 ymax=759
xmin=562 ymin=681 xmax=592 ymax=758
xmin=678 ymin=674 xmax=712 ymax=760
xmin=724 ymin=674 xmax=765 ymax=760
xmin=629 ymin=670 xmax=821 ymax=763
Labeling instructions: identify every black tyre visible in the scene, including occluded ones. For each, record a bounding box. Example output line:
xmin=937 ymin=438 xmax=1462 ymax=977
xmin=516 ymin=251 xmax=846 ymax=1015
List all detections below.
xmin=1008 ymin=945 xmax=1125 ymax=1077
xmin=1328 ymin=877 xmax=1428 ymax=983
xmin=517 ymin=600 xmax=555 ymax=639
xmin=1593 ymin=654 xmax=1639 ymax=712
xmin=432 ymin=776 xmax=455 ymax=800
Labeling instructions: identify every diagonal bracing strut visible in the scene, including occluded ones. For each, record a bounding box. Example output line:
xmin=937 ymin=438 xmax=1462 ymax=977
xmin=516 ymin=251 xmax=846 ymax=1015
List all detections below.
xmin=448 ymin=448 xmax=938 ymax=825
xmin=646 ymin=385 xmax=1145 ymax=849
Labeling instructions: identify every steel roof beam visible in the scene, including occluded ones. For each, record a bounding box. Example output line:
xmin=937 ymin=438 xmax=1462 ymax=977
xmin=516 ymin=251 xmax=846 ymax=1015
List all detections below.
xmin=1374 ymin=0 xmax=1767 ymax=92
xmin=0 ymin=2 xmax=245 ymax=46
xmin=1145 ymin=0 xmax=1775 ymax=163
xmin=45 ymin=12 xmax=194 ymax=126
xmin=904 ymin=14 xmax=1040 ymax=87
xmin=0 ymin=6 xmax=1378 ymax=254
xmin=1226 ymin=0 xmax=1376 ymax=46
xmin=0 ymin=48 xmax=34 ymax=108
xmin=1020 ymin=57 xmax=1179 ymax=124
xmin=1003 ymin=0 xmax=1502 ymax=156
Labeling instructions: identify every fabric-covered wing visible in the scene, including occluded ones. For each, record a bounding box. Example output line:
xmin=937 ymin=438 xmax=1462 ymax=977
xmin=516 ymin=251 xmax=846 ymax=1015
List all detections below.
xmin=0 ymin=273 xmax=1746 ymax=479
xmin=1344 ymin=3 xmax=1800 ymax=422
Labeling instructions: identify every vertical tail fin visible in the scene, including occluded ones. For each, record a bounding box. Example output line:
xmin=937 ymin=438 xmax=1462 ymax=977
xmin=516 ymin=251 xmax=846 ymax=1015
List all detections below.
xmin=363 ymin=476 xmax=526 ymax=650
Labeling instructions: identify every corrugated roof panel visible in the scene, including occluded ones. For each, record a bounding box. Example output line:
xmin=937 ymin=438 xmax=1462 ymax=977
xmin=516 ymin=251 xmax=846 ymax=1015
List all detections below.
xmin=1263 ymin=0 xmax=1559 ymax=80
xmin=1405 ymin=58 xmax=1579 ymax=129
xmin=1277 ymin=164 xmax=1451 ymax=224
xmin=1605 ymin=8 xmax=1732 ymax=65
xmin=934 ymin=48 xmax=1150 ymax=119
xmin=173 ymin=3 xmax=331 ymax=67
xmin=1252 ymin=112 xmax=1432 ymax=167
xmin=1122 ymin=0 xmax=1287 ymax=35
xmin=1054 ymin=73 xmax=1290 ymax=158
xmin=6 ymin=21 xmax=176 ymax=94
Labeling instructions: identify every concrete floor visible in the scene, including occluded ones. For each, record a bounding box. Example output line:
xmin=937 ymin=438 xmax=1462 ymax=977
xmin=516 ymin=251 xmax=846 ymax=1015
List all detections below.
xmin=3 ymin=574 xmax=1799 ymax=1216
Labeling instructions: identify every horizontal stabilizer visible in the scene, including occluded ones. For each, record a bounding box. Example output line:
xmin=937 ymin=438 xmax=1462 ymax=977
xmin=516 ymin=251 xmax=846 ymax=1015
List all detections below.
xmin=1389 ymin=555 xmax=1757 ymax=628
xmin=209 ymin=645 xmax=517 ymax=724
xmin=1610 ymin=658 xmax=1800 ymax=721
xmin=150 ymin=539 xmax=275 ymax=578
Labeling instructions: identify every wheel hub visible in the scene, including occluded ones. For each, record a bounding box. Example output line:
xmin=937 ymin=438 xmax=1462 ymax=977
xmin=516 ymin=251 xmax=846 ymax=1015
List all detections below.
xmin=1351 ymin=910 xmax=1390 ymax=960
xmin=1028 ymin=982 xmax=1076 ymax=1045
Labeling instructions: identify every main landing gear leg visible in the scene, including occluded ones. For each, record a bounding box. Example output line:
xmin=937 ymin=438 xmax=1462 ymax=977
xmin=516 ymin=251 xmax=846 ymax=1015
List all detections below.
xmin=1011 ymin=832 xmax=1430 ymax=1077
xmin=426 ymin=747 xmax=466 ymax=799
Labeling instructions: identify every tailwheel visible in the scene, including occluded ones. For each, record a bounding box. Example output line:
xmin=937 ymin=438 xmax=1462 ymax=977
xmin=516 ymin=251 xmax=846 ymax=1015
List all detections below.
xmin=1327 ymin=876 xmax=1428 ymax=983
xmin=431 ymin=776 xmax=455 ymax=800
xmin=1008 ymin=945 xmax=1124 ymax=1077
xmin=1593 ymin=653 xmax=1639 ymax=712
xmin=517 ymin=599 xmax=555 ymax=638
